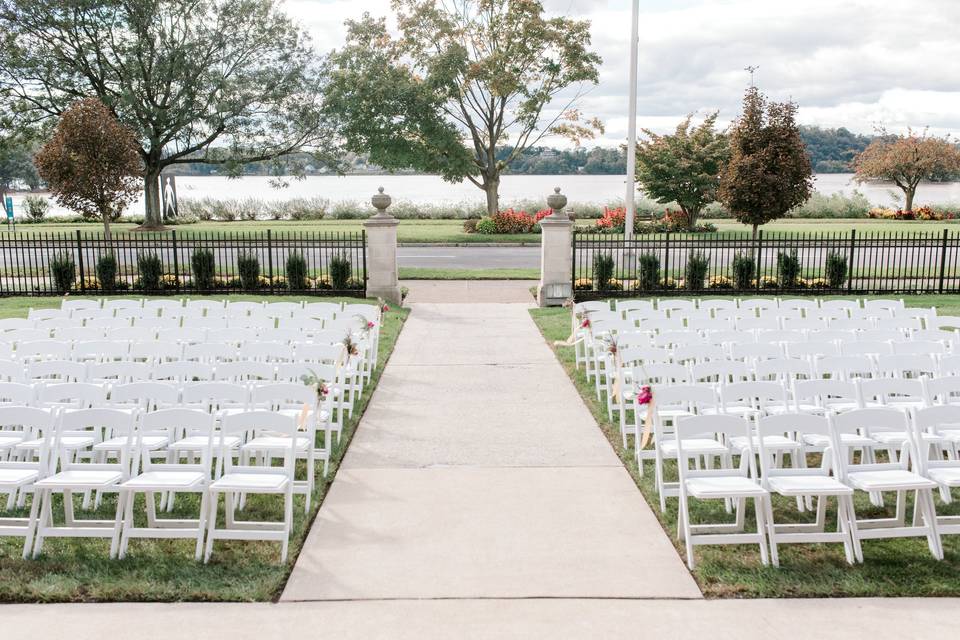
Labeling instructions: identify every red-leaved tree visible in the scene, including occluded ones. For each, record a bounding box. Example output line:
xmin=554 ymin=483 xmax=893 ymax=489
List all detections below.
xmin=34 ymin=98 xmax=142 ymax=241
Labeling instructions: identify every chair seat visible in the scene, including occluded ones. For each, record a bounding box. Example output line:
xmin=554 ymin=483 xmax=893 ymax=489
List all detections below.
xmin=209 ymin=473 xmax=289 ymax=492
xmin=121 ymin=470 xmax=206 ymax=490
xmin=803 ymin=433 xmax=875 ymax=449
xmin=241 ymin=436 xmax=311 ymax=453
xmin=938 ymin=429 xmax=960 ymax=443
xmin=928 ymin=467 xmax=960 ymax=487
xmin=729 ymin=435 xmax=800 ymax=451
xmin=169 ymin=435 xmax=241 ymax=450
xmin=846 ymin=469 xmax=938 ymax=492
xmin=95 ymin=435 xmax=169 ymax=451
xmin=35 ymin=469 xmax=124 ymax=489
xmin=0 ymin=467 xmax=39 ymax=487
xmin=17 ymin=436 xmax=95 ymax=451
xmin=660 ymin=438 xmax=728 ymax=456
xmin=0 ymin=434 xmax=24 ymax=449
xmin=767 ymin=475 xmax=854 ymax=496
xmin=762 ymin=404 xmax=795 ymax=416
xmin=871 ymin=431 xmax=943 ymax=446
xmin=686 ymin=476 xmax=767 ymax=498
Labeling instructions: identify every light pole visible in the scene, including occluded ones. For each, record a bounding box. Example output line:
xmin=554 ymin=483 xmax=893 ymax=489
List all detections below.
xmin=624 ymin=0 xmax=639 ymax=241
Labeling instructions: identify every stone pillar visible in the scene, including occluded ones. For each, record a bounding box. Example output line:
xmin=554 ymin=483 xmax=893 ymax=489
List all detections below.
xmin=363 ymin=187 xmax=402 ymax=305
xmin=537 ymin=187 xmax=574 ymax=307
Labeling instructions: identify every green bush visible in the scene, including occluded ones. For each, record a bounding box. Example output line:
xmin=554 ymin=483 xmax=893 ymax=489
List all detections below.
xmin=48 ymin=252 xmax=76 ymax=294
xmin=732 ymin=253 xmax=755 ymax=290
xmin=23 ymin=196 xmax=50 ymax=222
xmin=286 ymin=252 xmax=309 ymax=290
xmin=237 ymin=252 xmax=260 ymax=291
xmin=826 ymin=252 xmax=848 ymax=288
xmin=137 ymin=253 xmax=163 ymax=291
xmin=777 ymin=250 xmax=801 ymax=288
xmin=329 ymin=254 xmax=352 ymax=290
xmin=638 ymin=253 xmax=660 ymax=290
xmin=475 ymin=217 xmax=497 ymax=234
xmin=191 ymin=248 xmax=216 ymax=290
xmin=684 ymin=252 xmax=710 ymax=290
xmin=592 ymin=253 xmax=615 ymax=291
xmin=96 ymin=253 xmax=118 ymax=292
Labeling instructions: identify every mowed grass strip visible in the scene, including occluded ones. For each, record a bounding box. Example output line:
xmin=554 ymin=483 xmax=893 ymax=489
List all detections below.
xmin=530 ymin=295 xmax=960 ymax=598
xmin=0 ymin=294 xmax=408 ymax=603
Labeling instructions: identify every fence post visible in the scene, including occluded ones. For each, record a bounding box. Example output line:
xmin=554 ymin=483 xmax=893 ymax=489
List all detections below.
xmin=537 ymin=188 xmax=573 ymax=306
xmin=363 ymin=187 xmax=402 ymax=304
xmin=267 ymin=229 xmax=274 ymax=294
xmin=75 ymin=230 xmax=86 ymax=293
xmin=663 ymin=232 xmax=670 ymax=288
xmin=846 ymin=229 xmax=856 ymax=293
xmin=754 ymin=230 xmax=763 ymax=292
xmin=939 ymin=228 xmax=949 ymax=293
xmin=171 ymin=229 xmax=180 ymax=293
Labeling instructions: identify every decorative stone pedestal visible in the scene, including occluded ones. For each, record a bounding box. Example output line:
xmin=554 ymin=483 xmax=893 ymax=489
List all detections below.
xmin=363 ymin=188 xmax=402 ymax=305
xmin=537 ymin=188 xmax=574 ymax=307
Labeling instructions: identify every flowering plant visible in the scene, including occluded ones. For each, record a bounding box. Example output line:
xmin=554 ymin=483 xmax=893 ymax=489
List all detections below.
xmin=636 ymin=385 xmax=653 ymax=405
xmin=300 ymin=369 xmax=330 ymax=402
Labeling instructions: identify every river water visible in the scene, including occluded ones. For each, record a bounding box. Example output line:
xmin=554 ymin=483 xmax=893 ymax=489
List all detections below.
xmin=8 ymin=173 xmax=960 ymax=218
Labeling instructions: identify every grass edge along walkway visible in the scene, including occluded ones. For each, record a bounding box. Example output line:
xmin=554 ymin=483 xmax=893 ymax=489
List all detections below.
xmin=530 ymin=295 xmax=960 ymax=598
xmin=0 ymin=294 xmax=409 ymax=603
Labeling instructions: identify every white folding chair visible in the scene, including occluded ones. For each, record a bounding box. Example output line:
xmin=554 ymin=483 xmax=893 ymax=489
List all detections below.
xmin=26 ymin=360 xmax=87 ymax=383
xmin=30 ymin=408 xmax=136 ymax=558
xmin=756 ymin=413 xmax=862 ymax=565
xmin=0 ymin=406 xmax=56 ymax=554
xmin=0 ymin=382 xmax=34 ymax=407
xmin=152 ymin=361 xmax=214 ymax=384
xmin=912 ymin=405 xmax=960 ymax=523
xmin=829 ymin=408 xmax=942 ymax=560
xmin=204 ymin=411 xmax=298 ymax=563
xmin=213 ymin=361 xmax=276 ymax=383
xmin=116 ymin=408 xmax=215 ymax=560
xmin=675 ymin=414 xmax=773 ymax=570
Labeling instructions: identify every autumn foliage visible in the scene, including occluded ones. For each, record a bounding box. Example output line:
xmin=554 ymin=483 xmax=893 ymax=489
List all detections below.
xmin=718 ymin=87 xmax=813 ymax=238
xmin=34 ymin=98 xmax=143 ymax=240
xmin=854 ymin=130 xmax=960 ymax=213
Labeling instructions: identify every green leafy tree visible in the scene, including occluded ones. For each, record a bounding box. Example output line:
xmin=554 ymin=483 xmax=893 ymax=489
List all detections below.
xmin=0 ymin=0 xmax=338 ymax=229
xmin=718 ymin=87 xmax=813 ymax=238
xmin=854 ymin=129 xmax=960 ymax=212
xmin=0 ymin=118 xmax=41 ymax=206
xmin=34 ymin=98 xmax=142 ymax=241
xmin=325 ymin=0 xmax=602 ymax=216
xmin=634 ymin=113 xmax=729 ymax=228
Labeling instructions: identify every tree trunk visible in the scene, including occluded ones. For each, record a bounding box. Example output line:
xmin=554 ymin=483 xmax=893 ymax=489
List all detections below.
xmin=752 ymin=224 xmax=758 ymax=241
xmin=102 ymin=215 xmax=112 ymax=243
xmin=140 ymin=168 xmax=164 ymax=229
xmin=483 ymin=175 xmax=500 ymax=217
xmin=904 ymin=187 xmax=916 ymax=213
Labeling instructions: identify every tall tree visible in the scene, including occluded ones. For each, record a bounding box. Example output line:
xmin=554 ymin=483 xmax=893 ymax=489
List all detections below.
xmin=35 ymin=98 xmax=142 ymax=241
xmin=0 ymin=113 xmax=41 ymax=207
xmin=634 ymin=113 xmax=729 ymax=228
xmin=325 ymin=1 xmax=603 ymax=216
xmin=854 ymin=129 xmax=960 ymax=212
xmin=718 ymin=87 xmax=813 ymax=238
xmin=0 ymin=0 xmax=338 ymax=229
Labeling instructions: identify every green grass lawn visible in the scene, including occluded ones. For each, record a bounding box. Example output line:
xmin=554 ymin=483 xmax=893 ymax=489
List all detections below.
xmin=530 ymin=295 xmax=960 ymax=598
xmin=9 ymin=217 xmax=960 ymax=244
xmin=0 ymin=294 xmax=409 ymax=602
xmin=399 ymin=267 xmax=539 ymax=280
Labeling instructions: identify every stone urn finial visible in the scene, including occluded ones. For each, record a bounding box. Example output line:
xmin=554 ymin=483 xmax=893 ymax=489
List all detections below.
xmin=371 ymin=186 xmax=393 ymax=218
xmin=547 ymin=187 xmax=568 ymax=218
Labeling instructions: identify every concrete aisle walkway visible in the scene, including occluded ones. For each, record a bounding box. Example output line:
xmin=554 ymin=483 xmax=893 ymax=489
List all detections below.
xmin=281 ymin=299 xmax=700 ymax=600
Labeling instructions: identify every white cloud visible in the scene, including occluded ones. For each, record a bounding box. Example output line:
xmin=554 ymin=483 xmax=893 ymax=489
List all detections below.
xmin=292 ymin=0 xmax=960 ymax=146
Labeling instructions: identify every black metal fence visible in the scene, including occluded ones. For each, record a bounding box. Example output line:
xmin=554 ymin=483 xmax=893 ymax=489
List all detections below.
xmin=572 ymin=229 xmax=960 ymax=299
xmin=0 ymin=230 xmax=367 ymax=297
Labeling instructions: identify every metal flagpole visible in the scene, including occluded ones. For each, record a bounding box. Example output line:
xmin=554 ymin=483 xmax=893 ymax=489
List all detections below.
xmin=624 ymin=0 xmax=639 ymax=241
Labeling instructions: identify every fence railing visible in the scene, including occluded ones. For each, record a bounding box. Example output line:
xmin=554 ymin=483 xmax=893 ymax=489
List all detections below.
xmin=572 ymin=229 xmax=960 ymax=299
xmin=0 ymin=230 xmax=367 ymax=297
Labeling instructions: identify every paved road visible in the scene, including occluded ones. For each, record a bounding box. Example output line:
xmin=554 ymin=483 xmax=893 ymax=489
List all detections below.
xmin=398 ymin=245 xmax=539 ymax=269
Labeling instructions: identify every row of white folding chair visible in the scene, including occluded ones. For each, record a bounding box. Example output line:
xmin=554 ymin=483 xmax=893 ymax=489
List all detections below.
xmin=0 ymin=406 xmax=302 ymax=562
xmin=1 ymin=336 xmax=350 ymax=361
xmin=0 ymin=382 xmax=336 ymax=466
xmin=57 ymin=297 xmax=366 ymax=316
xmin=667 ymin=409 xmax=950 ymax=569
xmin=14 ymin=314 xmax=360 ymax=335
xmin=580 ymin=297 xmax=907 ymax=314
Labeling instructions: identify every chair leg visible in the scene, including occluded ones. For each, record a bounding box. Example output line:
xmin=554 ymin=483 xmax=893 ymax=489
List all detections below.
xmin=762 ymin=495 xmax=778 ymax=567
xmin=22 ymin=489 xmax=41 ymax=560
xmin=120 ymin=489 xmax=136 ymax=559
xmin=33 ymin=489 xmax=52 ymax=558
xmin=753 ymin=497 xmax=770 ymax=566
xmin=203 ymin=491 xmax=219 ymax=563
xmin=919 ymin=489 xmax=944 ymax=560
xmin=109 ymin=491 xmax=125 ymax=559
xmin=281 ymin=489 xmax=293 ymax=563
xmin=195 ymin=490 xmax=209 ymax=562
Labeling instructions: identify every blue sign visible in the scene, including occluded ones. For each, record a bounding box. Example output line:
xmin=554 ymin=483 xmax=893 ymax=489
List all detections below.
xmin=4 ymin=196 xmax=12 ymax=220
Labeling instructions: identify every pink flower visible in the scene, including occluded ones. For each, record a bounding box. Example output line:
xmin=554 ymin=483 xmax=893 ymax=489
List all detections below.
xmin=580 ymin=318 xmax=591 ymax=328
xmin=382 ymin=304 xmax=390 ymax=312
xmin=636 ymin=386 xmax=653 ymax=405
xmin=367 ymin=321 xmax=375 ymax=330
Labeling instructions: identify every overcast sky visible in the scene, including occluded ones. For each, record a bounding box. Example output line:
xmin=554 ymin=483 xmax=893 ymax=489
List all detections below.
xmin=291 ymin=0 xmax=960 ymax=147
